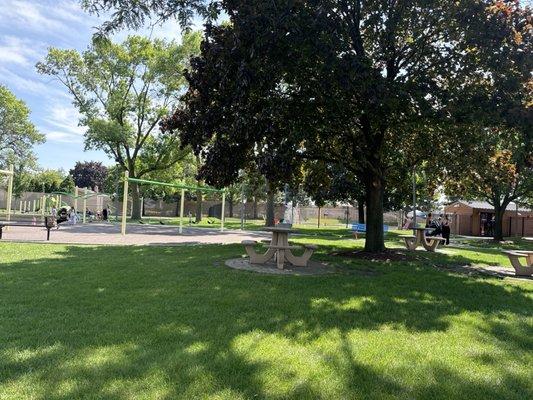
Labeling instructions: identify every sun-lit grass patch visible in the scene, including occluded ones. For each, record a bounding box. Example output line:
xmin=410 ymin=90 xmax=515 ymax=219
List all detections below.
xmin=0 ymin=236 xmax=531 ymax=399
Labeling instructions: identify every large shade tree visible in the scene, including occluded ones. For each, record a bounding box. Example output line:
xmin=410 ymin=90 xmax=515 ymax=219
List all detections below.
xmin=37 ymin=33 xmax=201 ymax=219
xmin=69 ymin=161 xmax=108 ymax=191
xmin=162 ymin=1 xmax=531 ymax=251
xmin=84 ymin=0 xmax=531 ymax=251
xmin=440 ymin=1 xmax=532 ymax=241
xmin=0 ymin=85 xmax=44 ymax=169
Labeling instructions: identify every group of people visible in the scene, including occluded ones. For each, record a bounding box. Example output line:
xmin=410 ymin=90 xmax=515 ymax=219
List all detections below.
xmin=425 ymin=213 xmax=451 ymax=245
xmin=50 ymin=205 xmax=110 ymax=228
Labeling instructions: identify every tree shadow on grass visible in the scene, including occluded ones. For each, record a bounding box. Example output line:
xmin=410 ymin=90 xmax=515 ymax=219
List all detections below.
xmin=0 ymin=244 xmax=531 ymax=399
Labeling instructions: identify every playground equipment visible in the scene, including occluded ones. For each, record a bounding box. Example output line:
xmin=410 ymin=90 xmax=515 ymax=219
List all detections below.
xmin=120 ymin=171 xmax=226 ymax=235
xmin=43 ymin=188 xmax=107 ymax=223
xmin=0 ymin=165 xmax=14 ymax=223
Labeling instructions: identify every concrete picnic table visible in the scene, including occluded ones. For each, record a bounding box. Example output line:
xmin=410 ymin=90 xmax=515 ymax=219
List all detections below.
xmin=241 ymin=226 xmax=317 ymax=269
xmin=399 ymin=227 xmax=445 ymax=252
xmin=503 ymin=250 xmax=533 ymax=276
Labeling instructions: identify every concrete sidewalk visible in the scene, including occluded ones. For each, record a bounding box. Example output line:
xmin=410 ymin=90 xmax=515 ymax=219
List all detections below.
xmin=0 ymin=222 xmax=270 ymax=246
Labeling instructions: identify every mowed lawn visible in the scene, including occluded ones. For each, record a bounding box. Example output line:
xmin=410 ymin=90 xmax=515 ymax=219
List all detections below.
xmin=1 ymin=236 xmax=532 ymax=399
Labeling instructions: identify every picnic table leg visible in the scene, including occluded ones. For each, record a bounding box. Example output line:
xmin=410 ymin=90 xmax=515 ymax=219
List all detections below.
xmin=276 ymin=249 xmax=285 ymax=269
xmin=246 ymin=247 xmax=277 ymax=264
xmin=422 ymin=239 xmax=441 ymax=252
xmin=285 ymin=247 xmax=315 ymax=267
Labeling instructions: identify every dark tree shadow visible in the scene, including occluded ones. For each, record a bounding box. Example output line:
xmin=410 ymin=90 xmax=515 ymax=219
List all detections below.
xmin=0 ymin=243 xmax=531 ymax=399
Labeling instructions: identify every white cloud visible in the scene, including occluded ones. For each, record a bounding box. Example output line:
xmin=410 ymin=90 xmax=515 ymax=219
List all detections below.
xmin=0 ymin=66 xmax=50 ymax=94
xmin=44 ymin=130 xmax=83 ymax=143
xmin=0 ymin=36 xmax=44 ymax=66
xmin=41 ymin=103 xmax=87 ymax=143
xmin=0 ymin=0 xmax=88 ymax=36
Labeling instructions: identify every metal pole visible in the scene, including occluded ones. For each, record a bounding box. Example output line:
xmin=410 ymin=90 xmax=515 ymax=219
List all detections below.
xmin=412 ymin=166 xmax=417 ymax=234
xmin=179 ymin=189 xmax=185 ymax=234
xmin=121 ymin=171 xmax=129 ymax=235
xmin=74 ymin=186 xmax=78 ymax=212
xmin=220 ymin=191 xmax=226 ymax=232
xmin=240 ymin=188 xmax=245 ymax=230
xmin=83 ymin=188 xmax=87 ymax=224
xmin=115 ymin=181 xmax=120 ymax=222
xmin=6 ymin=164 xmax=13 ymax=223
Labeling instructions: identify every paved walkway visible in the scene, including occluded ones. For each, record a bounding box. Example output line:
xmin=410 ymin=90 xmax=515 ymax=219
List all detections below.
xmin=0 ymin=223 xmax=270 ymax=246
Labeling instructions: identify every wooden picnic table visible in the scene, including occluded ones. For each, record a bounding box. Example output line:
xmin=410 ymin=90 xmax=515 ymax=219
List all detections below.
xmin=242 ymin=226 xmax=317 ymax=269
xmin=399 ymin=227 xmax=445 ymax=252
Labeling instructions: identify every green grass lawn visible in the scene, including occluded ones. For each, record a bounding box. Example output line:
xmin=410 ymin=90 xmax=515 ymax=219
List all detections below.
xmin=1 ymin=235 xmax=532 ymax=399
xmin=124 ymin=216 xmax=353 ymax=231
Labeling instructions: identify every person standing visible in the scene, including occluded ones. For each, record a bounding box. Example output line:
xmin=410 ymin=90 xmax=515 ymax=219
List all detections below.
xmin=102 ymin=206 xmax=108 ymax=221
xmin=425 ymin=213 xmax=433 ymax=228
xmin=442 ymin=215 xmax=451 ymax=245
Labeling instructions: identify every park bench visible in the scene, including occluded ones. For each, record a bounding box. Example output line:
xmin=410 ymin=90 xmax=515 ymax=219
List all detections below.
xmin=0 ymin=217 xmax=54 ymax=241
xmin=351 ymin=223 xmax=389 ymax=239
xmin=502 ymin=250 xmax=533 ymax=276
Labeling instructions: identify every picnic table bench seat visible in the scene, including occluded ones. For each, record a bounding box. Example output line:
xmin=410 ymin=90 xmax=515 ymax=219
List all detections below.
xmin=268 ymin=245 xmax=301 ymax=250
xmin=503 ymin=250 xmax=533 ymax=276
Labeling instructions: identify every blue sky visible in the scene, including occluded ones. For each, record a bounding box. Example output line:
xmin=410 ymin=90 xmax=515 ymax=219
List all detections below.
xmin=0 ymin=0 xmax=189 ymax=171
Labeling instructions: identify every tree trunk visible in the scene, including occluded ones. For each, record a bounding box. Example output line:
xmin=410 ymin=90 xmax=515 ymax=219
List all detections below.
xmin=130 ymin=182 xmax=142 ymax=220
xmin=229 ymin=198 xmax=234 ymax=218
xmin=265 ymin=183 xmax=275 ymax=227
xmin=493 ymin=204 xmax=505 ymax=242
xmin=364 ymin=177 xmax=385 ymax=252
xmin=195 ymin=190 xmax=202 ymax=223
xmin=253 ymin=197 xmax=258 ymax=219
xmin=358 ymin=199 xmax=365 ymax=224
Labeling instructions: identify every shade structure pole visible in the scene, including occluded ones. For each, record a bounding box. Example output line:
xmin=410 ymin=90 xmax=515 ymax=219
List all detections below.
xmin=121 ymin=171 xmax=129 ymax=235
xmin=179 ymin=189 xmax=185 ymax=234
xmin=220 ymin=191 xmax=226 ymax=232
xmin=83 ymin=188 xmax=88 ymax=224
xmin=5 ymin=164 xmax=14 ymax=224
xmin=412 ymin=166 xmax=417 ymax=235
